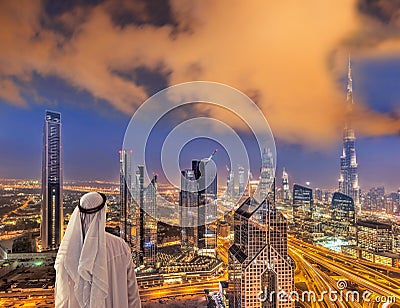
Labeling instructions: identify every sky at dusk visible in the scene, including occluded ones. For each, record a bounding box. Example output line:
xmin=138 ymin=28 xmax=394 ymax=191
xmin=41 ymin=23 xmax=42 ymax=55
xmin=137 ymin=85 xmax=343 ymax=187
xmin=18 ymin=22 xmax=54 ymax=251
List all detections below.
xmin=0 ymin=0 xmax=400 ymax=192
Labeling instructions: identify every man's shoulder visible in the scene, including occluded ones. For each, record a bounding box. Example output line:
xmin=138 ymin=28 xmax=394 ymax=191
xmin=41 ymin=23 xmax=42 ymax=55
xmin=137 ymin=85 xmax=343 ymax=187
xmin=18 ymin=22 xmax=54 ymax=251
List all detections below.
xmin=105 ymin=232 xmax=130 ymax=254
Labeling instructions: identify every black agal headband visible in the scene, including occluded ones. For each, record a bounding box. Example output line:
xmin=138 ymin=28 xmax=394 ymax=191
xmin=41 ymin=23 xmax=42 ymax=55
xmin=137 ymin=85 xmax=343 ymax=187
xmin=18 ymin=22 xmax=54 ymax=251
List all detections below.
xmin=78 ymin=192 xmax=107 ymax=214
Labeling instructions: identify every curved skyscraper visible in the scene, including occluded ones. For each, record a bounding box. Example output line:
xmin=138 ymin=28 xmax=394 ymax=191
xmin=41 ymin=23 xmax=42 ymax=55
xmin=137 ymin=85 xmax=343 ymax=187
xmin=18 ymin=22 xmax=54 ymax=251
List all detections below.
xmin=338 ymin=57 xmax=360 ymax=215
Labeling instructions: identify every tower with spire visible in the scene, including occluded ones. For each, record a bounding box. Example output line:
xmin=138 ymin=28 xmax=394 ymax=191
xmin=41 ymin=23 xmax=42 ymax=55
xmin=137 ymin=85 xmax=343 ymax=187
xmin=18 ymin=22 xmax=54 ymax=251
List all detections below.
xmin=338 ymin=57 xmax=360 ymax=214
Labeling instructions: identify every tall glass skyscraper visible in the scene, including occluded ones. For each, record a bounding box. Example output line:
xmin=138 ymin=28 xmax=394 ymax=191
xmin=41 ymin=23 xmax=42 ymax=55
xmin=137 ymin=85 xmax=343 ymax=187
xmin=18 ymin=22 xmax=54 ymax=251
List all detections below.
xmin=119 ymin=150 xmax=136 ymax=252
xmin=257 ymin=148 xmax=274 ymax=201
xmin=180 ymin=169 xmax=199 ymax=249
xmin=238 ymin=166 xmax=245 ymax=196
xmin=331 ymin=192 xmax=355 ymax=238
xmin=282 ymin=168 xmax=291 ymax=202
xmin=180 ymin=153 xmax=217 ymax=256
xmin=292 ymin=184 xmax=313 ymax=232
xmin=41 ymin=110 xmax=63 ymax=250
xmin=228 ymin=194 xmax=294 ymax=308
xmin=338 ymin=57 xmax=360 ymax=214
xmin=143 ymin=174 xmax=158 ymax=268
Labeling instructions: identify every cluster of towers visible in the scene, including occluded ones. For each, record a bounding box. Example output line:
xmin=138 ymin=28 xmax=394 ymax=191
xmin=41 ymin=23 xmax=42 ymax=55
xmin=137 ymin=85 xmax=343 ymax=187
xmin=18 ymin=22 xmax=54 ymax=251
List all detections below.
xmin=119 ymin=150 xmax=158 ymax=268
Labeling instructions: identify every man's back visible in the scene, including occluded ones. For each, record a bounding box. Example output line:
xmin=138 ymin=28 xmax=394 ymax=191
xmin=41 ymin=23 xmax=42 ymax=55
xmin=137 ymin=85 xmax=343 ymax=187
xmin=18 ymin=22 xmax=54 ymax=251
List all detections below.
xmin=104 ymin=233 xmax=141 ymax=307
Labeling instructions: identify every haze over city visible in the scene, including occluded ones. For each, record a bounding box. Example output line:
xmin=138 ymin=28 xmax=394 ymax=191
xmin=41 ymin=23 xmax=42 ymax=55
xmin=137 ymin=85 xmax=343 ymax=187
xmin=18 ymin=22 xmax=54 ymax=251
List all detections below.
xmin=0 ymin=0 xmax=399 ymax=191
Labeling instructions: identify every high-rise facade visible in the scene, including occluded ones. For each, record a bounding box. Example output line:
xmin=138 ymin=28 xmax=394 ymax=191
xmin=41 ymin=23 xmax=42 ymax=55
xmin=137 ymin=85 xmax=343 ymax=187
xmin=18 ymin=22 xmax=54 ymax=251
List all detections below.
xmin=257 ymin=148 xmax=274 ymax=201
xmin=292 ymin=184 xmax=313 ymax=231
xmin=143 ymin=174 xmax=158 ymax=268
xmin=226 ymin=167 xmax=235 ymax=200
xmin=192 ymin=157 xmax=217 ymax=256
xmin=120 ymin=150 xmax=133 ymax=247
xmin=180 ymin=153 xmax=217 ymax=256
xmin=180 ymin=169 xmax=199 ymax=249
xmin=238 ymin=166 xmax=245 ymax=196
xmin=338 ymin=58 xmax=360 ymax=214
xmin=331 ymin=192 xmax=356 ymax=238
xmin=41 ymin=110 xmax=63 ymax=250
xmin=357 ymin=220 xmax=393 ymax=253
xmin=228 ymin=195 xmax=294 ymax=308
xmin=282 ymin=168 xmax=290 ymax=202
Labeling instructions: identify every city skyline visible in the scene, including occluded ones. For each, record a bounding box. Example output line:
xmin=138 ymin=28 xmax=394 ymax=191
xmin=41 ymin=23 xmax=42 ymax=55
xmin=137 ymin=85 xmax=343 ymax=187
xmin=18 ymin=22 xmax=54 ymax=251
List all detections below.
xmin=0 ymin=1 xmax=400 ymax=192
xmin=2 ymin=2 xmax=400 ymax=307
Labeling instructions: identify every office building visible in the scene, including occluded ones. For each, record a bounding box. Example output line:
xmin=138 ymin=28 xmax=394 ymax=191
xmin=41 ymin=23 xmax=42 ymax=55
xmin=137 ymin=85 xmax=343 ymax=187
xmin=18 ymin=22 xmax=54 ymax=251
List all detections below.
xmin=282 ymin=168 xmax=290 ymax=202
xmin=315 ymin=188 xmax=323 ymax=202
xmin=338 ymin=57 xmax=360 ymax=214
xmin=352 ymin=220 xmax=400 ymax=266
xmin=41 ymin=110 xmax=63 ymax=250
xmin=331 ymin=192 xmax=356 ymax=238
xmin=228 ymin=195 xmax=294 ymax=308
xmin=258 ymin=148 xmax=274 ymax=201
xmin=357 ymin=220 xmax=392 ymax=253
xmin=238 ymin=166 xmax=245 ymax=196
xmin=119 ymin=150 xmax=133 ymax=247
xmin=180 ymin=151 xmax=217 ymax=256
xmin=143 ymin=174 xmax=158 ymax=268
xmin=226 ymin=167 xmax=235 ymax=200
xmin=180 ymin=169 xmax=199 ymax=249
xmin=292 ymin=184 xmax=313 ymax=232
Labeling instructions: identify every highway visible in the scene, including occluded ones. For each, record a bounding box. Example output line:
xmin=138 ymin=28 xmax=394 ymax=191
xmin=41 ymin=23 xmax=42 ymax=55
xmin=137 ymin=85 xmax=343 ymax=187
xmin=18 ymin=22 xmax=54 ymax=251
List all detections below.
xmin=140 ymin=281 xmax=219 ymax=301
xmin=289 ymin=237 xmax=400 ymax=306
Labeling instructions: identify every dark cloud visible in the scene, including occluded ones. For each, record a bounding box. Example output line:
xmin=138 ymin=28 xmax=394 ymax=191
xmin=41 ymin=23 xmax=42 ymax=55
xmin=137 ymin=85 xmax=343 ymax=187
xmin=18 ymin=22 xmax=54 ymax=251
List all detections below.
xmin=358 ymin=0 xmax=400 ymax=26
xmin=0 ymin=0 xmax=400 ymax=148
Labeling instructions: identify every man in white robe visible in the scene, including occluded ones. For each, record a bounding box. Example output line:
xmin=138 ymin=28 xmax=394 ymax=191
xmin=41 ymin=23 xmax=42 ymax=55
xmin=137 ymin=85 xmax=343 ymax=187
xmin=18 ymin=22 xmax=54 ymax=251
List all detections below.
xmin=55 ymin=192 xmax=141 ymax=308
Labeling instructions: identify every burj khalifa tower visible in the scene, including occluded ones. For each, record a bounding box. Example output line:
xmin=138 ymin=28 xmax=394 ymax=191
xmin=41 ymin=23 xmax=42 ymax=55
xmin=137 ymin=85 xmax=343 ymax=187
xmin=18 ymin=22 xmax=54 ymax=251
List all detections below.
xmin=338 ymin=57 xmax=361 ymax=214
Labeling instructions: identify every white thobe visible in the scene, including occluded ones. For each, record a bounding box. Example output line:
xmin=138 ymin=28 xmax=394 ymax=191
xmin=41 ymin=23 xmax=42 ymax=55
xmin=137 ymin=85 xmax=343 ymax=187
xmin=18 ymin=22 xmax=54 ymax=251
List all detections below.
xmin=58 ymin=233 xmax=141 ymax=308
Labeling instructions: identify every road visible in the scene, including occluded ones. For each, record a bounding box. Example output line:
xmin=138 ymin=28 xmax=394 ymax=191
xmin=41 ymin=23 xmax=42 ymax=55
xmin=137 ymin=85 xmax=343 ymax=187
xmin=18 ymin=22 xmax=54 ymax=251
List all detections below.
xmin=289 ymin=237 xmax=400 ymax=306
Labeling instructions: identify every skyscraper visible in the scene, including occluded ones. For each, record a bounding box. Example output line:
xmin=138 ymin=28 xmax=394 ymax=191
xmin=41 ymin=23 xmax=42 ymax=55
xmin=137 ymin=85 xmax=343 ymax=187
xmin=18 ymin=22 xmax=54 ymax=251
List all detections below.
xmin=180 ymin=169 xmax=199 ymax=249
xmin=136 ymin=165 xmax=145 ymax=265
xmin=282 ymin=168 xmax=291 ymax=202
xmin=143 ymin=174 xmax=158 ymax=268
xmin=41 ymin=110 xmax=63 ymax=250
xmin=228 ymin=194 xmax=294 ymax=307
xmin=226 ymin=166 xmax=235 ymax=200
xmin=331 ymin=192 xmax=355 ymax=238
xmin=338 ymin=57 xmax=360 ymax=214
xmin=120 ymin=149 xmax=133 ymax=247
xmin=238 ymin=166 xmax=245 ymax=196
xmin=180 ymin=151 xmax=217 ymax=256
xmin=292 ymin=184 xmax=314 ymax=233
xmin=258 ymin=148 xmax=274 ymax=201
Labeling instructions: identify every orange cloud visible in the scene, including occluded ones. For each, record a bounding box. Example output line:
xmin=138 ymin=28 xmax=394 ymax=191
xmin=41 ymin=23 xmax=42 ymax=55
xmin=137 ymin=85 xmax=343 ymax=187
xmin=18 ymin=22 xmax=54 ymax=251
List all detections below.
xmin=0 ymin=0 xmax=399 ymax=147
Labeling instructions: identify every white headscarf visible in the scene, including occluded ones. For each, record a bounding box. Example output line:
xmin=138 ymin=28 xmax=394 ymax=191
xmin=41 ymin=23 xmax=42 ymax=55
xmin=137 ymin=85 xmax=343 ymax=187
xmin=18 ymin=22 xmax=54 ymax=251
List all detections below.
xmin=55 ymin=192 xmax=108 ymax=308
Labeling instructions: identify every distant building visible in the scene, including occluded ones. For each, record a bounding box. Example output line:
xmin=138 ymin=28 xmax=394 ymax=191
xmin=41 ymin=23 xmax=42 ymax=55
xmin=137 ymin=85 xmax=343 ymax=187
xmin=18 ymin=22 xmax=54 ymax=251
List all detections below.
xmin=238 ymin=166 xmax=245 ymax=196
xmin=228 ymin=196 xmax=294 ymax=308
xmin=258 ymin=148 xmax=274 ymax=200
xmin=143 ymin=174 xmax=158 ymax=268
xmin=331 ymin=192 xmax=356 ymax=238
xmin=180 ymin=151 xmax=218 ymax=256
xmin=218 ymin=220 xmax=230 ymax=239
xmin=282 ymin=168 xmax=290 ymax=202
xmin=357 ymin=220 xmax=392 ymax=253
xmin=136 ymin=165 xmax=145 ymax=265
xmin=338 ymin=57 xmax=360 ymax=214
xmin=248 ymin=180 xmax=260 ymax=198
xmin=353 ymin=220 xmax=400 ymax=267
xmin=292 ymin=184 xmax=313 ymax=232
xmin=398 ymin=188 xmax=400 ymax=213
xmin=315 ymin=188 xmax=323 ymax=202
xmin=364 ymin=187 xmax=385 ymax=212
xmin=226 ymin=167 xmax=235 ymax=200
xmin=180 ymin=169 xmax=199 ymax=249
xmin=41 ymin=110 xmax=63 ymax=250
xmin=119 ymin=150 xmax=133 ymax=247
